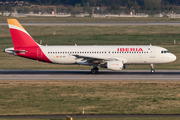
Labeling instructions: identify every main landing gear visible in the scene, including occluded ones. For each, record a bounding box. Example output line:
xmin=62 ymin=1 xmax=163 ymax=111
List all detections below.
xmin=150 ymin=64 xmax=155 ymax=74
xmin=91 ymin=67 xmax=99 ymax=74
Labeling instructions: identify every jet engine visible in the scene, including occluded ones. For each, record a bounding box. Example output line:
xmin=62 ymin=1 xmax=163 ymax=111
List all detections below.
xmin=107 ymin=61 xmax=124 ymax=70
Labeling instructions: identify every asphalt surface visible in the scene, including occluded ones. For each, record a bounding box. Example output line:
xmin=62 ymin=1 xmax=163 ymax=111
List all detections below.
xmin=1 ymin=114 xmax=180 ymax=118
xmin=1 ymin=22 xmax=180 ymax=26
xmin=0 ymin=70 xmax=180 ymax=80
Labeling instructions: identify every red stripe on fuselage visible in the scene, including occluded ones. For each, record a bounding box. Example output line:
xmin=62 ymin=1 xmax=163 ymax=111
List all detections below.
xmin=16 ymin=46 xmax=52 ymax=63
xmin=9 ymin=28 xmax=52 ymax=63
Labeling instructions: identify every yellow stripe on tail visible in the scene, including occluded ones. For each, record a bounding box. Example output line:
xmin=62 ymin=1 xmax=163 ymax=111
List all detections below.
xmin=7 ymin=19 xmax=25 ymax=30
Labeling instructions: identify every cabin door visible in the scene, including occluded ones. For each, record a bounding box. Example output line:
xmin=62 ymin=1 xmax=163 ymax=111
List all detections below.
xmin=37 ymin=48 xmax=42 ymax=58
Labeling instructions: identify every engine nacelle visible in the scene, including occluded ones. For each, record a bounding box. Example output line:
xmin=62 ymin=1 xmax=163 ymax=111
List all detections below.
xmin=107 ymin=61 xmax=124 ymax=70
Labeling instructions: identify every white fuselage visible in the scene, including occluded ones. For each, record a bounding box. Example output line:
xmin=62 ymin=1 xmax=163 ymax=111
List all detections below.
xmin=40 ymin=45 xmax=176 ymax=65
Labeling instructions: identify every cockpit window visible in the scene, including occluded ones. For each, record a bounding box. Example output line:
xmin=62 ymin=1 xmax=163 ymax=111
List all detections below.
xmin=161 ymin=51 xmax=169 ymax=53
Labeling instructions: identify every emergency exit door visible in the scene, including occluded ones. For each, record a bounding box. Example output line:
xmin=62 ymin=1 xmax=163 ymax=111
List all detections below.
xmin=150 ymin=48 xmax=155 ymax=58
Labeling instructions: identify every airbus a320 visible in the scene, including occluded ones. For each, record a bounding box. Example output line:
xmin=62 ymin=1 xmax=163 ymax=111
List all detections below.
xmin=4 ymin=19 xmax=177 ymax=74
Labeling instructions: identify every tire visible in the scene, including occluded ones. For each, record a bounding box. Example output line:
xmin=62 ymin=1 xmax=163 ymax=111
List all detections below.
xmin=91 ymin=69 xmax=97 ymax=74
xmin=151 ymin=69 xmax=155 ymax=74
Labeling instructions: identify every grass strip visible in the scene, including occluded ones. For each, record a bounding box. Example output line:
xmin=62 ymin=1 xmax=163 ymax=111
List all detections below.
xmin=0 ymin=80 xmax=180 ymax=115
xmin=1 ymin=117 xmax=180 ymax=120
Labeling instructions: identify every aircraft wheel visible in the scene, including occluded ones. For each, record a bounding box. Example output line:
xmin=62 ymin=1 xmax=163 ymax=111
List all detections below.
xmin=151 ymin=69 xmax=155 ymax=74
xmin=91 ymin=69 xmax=97 ymax=74
xmin=91 ymin=67 xmax=99 ymax=74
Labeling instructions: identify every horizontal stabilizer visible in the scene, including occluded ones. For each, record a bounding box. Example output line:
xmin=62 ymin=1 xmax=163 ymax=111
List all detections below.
xmin=4 ymin=47 xmax=27 ymax=54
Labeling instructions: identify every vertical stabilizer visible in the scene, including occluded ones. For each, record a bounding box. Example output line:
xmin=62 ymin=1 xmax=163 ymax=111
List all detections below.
xmin=7 ymin=19 xmax=38 ymax=49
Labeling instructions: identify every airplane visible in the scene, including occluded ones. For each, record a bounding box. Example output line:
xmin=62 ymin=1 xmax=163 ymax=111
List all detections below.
xmin=4 ymin=19 xmax=177 ymax=74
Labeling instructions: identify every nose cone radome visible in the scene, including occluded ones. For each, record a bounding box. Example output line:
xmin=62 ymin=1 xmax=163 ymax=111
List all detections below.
xmin=170 ymin=54 xmax=177 ymax=62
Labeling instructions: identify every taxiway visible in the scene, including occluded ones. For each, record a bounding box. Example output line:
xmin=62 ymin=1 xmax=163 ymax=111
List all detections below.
xmin=1 ymin=22 xmax=180 ymax=26
xmin=0 ymin=70 xmax=179 ymax=80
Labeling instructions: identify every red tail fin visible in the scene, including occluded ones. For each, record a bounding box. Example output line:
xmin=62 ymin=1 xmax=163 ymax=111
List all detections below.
xmin=7 ymin=19 xmax=38 ymax=49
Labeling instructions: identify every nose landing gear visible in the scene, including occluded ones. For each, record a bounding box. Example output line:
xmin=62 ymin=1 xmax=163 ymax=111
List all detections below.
xmin=150 ymin=64 xmax=155 ymax=73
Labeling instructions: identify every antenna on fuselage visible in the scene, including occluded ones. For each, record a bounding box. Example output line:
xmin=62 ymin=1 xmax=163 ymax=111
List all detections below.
xmin=75 ymin=43 xmax=77 ymax=46
xmin=150 ymin=43 xmax=152 ymax=46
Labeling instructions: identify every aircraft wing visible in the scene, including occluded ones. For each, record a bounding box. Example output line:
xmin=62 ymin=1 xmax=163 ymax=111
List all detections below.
xmin=73 ymin=54 xmax=127 ymax=64
xmin=73 ymin=54 xmax=114 ymax=60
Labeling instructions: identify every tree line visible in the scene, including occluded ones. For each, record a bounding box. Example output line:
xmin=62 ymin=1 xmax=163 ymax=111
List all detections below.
xmin=1 ymin=0 xmax=180 ymax=12
xmin=27 ymin=0 xmax=180 ymax=11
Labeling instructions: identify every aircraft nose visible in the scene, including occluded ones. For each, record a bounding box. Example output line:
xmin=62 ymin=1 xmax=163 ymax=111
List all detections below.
xmin=170 ymin=54 xmax=177 ymax=62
